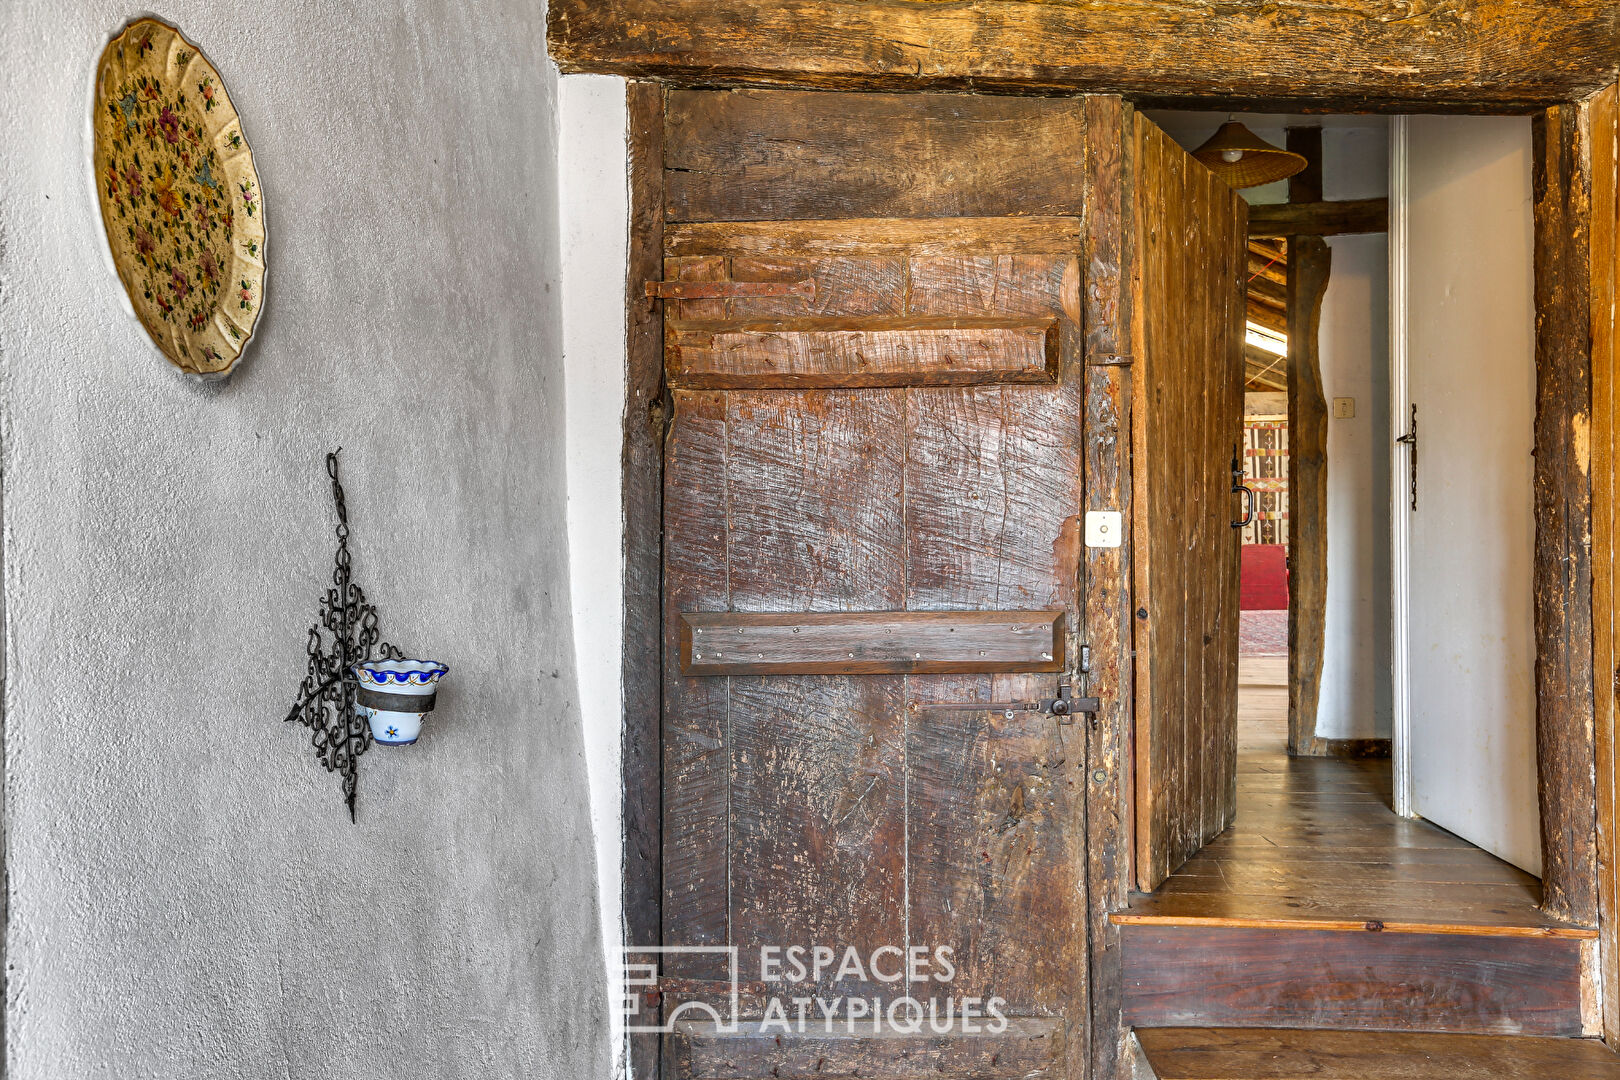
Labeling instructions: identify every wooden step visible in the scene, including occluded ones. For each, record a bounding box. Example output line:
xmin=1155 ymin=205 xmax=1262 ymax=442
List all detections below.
xmin=1120 ymin=924 xmax=1591 ymax=1036
xmin=1133 ymin=1027 xmax=1620 ymax=1079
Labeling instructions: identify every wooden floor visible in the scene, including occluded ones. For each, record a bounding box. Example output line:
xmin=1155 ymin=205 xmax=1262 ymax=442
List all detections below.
xmin=1135 ymin=1027 xmax=1620 ymax=1079
xmin=1117 ymin=657 xmax=1592 ymax=937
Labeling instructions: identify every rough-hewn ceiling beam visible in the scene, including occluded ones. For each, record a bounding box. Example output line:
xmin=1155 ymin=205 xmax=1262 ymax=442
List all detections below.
xmin=548 ymin=1 xmax=1620 ymax=112
xmin=1250 ymin=198 xmax=1390 ymax=238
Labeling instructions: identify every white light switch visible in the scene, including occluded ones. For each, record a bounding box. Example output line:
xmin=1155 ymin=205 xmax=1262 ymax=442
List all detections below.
xmin=1085 ymin=510 xmax=1123 ymax=548
xmin=1333 ymin=397 xmax=1356 ymax=419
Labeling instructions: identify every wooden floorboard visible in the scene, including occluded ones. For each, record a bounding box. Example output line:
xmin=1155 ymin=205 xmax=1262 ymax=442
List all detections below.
xmin=1135 ymin=1027 xmax=1620 ymax=1079
xmin=1118 ymin=658 xmax=1591 ymax=938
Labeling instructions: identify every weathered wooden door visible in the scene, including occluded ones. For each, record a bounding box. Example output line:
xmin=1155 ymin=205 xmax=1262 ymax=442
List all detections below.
xmin=656 ymin=88 xmax=1092 ymax=1078
xmin=1130 ymin=116 xmax=1249 ymax=891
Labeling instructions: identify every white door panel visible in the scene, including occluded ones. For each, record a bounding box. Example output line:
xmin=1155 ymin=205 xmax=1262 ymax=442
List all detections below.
xmin=1394 ymin=115 xmax=1540 ymax=874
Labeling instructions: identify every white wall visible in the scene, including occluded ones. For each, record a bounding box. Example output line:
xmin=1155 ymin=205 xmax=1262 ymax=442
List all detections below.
xmin=1317 ymin=127 xmax=1393 ymax=742
xmin=0 ymin=4 xmax=608 ymax=1076
xmin=1148 ymin=113 xmax=1392 ymax=740
xmin=560 ymin=73 xmax=630 ymax=1078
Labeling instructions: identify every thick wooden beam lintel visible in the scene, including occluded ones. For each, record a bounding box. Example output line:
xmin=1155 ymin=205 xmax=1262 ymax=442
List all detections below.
xmin=548 ymin=1 xmax=1620 ymax=111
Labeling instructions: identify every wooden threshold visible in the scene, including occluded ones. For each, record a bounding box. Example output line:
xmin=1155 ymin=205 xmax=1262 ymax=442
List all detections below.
xmin=1111 ymin=911 xmax=1596 ymax=940
xmin=1134 ymin=1027 xmax=1620 ymax=1079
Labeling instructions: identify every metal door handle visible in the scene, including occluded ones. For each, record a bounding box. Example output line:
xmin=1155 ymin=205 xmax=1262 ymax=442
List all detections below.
xmin=1396 ymin=403 xmax=1418 ymax=511
xmin=1231 ymin=447 xmax=1256 ymax=529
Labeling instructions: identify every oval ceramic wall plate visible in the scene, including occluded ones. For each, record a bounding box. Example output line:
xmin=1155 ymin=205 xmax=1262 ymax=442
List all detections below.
xmin=92 ymin=17 xmax=266 ymax=379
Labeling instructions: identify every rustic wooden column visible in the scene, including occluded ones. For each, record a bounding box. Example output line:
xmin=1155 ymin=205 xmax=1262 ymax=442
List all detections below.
xmin=1286 ymin=127 xmax=1333 ymax=758
xmin=1531 ymin=101 xmax=1599 ymax=928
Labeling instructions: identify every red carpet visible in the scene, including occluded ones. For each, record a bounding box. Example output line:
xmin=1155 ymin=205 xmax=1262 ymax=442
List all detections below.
xmin=1241 ymin=544 xmax=1290 ymax=610
xmin=1240 ymin=610 xmax=1289 ymax=656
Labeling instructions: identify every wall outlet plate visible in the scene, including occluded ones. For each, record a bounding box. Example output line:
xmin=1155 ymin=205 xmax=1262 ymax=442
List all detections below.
xmin=1085 ymin=510 xmax=1123 ymax=548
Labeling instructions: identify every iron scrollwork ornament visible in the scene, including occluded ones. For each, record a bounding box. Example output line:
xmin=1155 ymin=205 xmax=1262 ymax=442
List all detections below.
xmin=284 ymin=449 xmax=402 ymax=821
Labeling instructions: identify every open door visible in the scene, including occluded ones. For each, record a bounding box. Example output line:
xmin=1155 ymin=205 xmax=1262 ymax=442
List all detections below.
xmin=1131 ymin=115 xmax=1249 ymax=891
xmin=1392 ymin=115 xmax=1540 ymax=875
xmin=655 ymin=88 xmax=1092 ymax=1079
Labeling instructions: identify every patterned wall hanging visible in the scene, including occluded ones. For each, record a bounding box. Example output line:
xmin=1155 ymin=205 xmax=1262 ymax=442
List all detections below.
xmin=92 ymin=18 xmax=265 ymax=379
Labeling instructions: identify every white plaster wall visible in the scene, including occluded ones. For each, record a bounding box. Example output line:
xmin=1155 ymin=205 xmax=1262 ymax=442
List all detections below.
xmin=0 ymin=3 xmax=609 ymax=1077
xmin=1317 ymin=127 xmax=1392 ymax=741
xmin=560 ymin=72 xmax=629 ymax=1079
xmin=1147 ymin=113 xmax=1392 ymax=740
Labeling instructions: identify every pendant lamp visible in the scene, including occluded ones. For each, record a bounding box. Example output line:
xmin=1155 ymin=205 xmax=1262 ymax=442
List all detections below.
xmin=1192 ymin=121 xmax=1309 ymax=189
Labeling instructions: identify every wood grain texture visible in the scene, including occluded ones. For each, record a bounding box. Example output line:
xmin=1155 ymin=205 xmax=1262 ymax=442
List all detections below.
xmin=547 ymin=0 xmax=1620 ymax=110
xmin=1135 ymin=1027 xmax=1620 ymax=1080
xmin=672 ymin=1018 xmax=1063 ymax=1079
xmin=657 ymin=90 xmax=1091 ymax=1078
xmin=666 ymin=316 xmax=1060 ymax=389
xmin=1533 ymin=101 xmax=1600 ymax=928
xmin=1589 ymin=81 xmax=1620 ymax=1051
xmin=679 ymin=610 xmax=1065 ymax=675
xmin=664 ymin=89 xmax=1086 ymax=222
xmin=1247 ymin=198 xmax=1389 ymax=238
xmin=622 ymin=83 xmax=668 ymax=1080
xmin=1081 ymin=96 xmax=1135 ymax=1080
xmin=1130 ymin=113 xmax=1246 ymax=891
xmin=666 ymin=217 xmax=1084 ymax=259
xmin=1282 ymin=234 xmax=1328 ymax=758
xmin=1120 ymin=924 xmax=1585 ymax=1035
xmin=1120 ymin=699 xmax=1588 ymax=938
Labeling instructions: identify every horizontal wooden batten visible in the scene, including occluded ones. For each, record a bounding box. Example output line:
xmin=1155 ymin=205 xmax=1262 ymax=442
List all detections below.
xmin=666 ymin=316 xmax=1060 ymax=389
xmin=671 ymin=1018 xmax=1062 ymax=1079
xmin=679 ymin=610 xmax=1064 ymax=676
xmin=665 ymin=217 xmax=1083 ymax=258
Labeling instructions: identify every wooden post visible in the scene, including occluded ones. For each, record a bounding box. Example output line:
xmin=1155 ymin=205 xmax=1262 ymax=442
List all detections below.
xmin=1286 ymin=127 xmax=1333 ymax=758
xmin=1532 ymin=101 xmax=1600 ymax=928
xmin=622 ymin=79 xmax=667 ymax=1080
xmin=1083 ymin=94 xmax=1136 ymax=1080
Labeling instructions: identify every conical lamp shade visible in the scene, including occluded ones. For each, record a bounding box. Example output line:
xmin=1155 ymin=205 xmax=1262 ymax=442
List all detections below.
xmin=1192 ymin=122 xmax=1309 ymax=189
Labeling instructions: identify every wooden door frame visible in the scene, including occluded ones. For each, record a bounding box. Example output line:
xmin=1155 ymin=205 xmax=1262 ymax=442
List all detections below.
xmin=613 ymin=80 xmax=1611 ymax=1080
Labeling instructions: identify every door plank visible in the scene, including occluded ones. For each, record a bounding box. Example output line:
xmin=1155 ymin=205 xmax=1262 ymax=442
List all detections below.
xmin=1131 ymin=113 xmax=1247 ymax=890
xmin=665 ymin=89 xmax=1087 ymax=222
xmin=666 ymin=316 xmax=1059 ymax=389
xmin=679 ymin=610 xmax=1065 ymax=676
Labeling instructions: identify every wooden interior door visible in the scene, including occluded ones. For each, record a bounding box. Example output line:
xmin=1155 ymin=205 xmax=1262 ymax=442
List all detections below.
xmin=657 ymin=88 xmax=1091 ymax=1079
xmin=1131 ymin=115 xmax=1249 ymax=892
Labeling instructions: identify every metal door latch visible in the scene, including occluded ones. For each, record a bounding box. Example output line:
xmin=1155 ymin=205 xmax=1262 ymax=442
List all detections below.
xmin=1040 ymin=678 xmax=1101 ymax=721
xmin=914 ymin=677 xmax=1099 ymax=723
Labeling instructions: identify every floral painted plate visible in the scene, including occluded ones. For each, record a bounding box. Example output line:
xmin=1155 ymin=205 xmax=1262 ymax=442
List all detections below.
xmin=92 ymin=18 xmax=265 ymax=379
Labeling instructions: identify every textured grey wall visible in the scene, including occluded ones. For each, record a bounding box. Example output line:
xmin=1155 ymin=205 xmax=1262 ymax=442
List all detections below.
xmin=0 ymin=2 xmax=607 ymax=1077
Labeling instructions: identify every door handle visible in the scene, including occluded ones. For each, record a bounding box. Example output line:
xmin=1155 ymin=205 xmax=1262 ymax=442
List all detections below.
xmin=1231 ymin=448 xmax=1256 ymax=529
xmin=1396 ymin=403 xmax=1418 ymax=511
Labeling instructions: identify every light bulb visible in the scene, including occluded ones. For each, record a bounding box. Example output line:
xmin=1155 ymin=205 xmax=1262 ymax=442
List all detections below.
xmin=1222 ymin=149 xmax=1244 ymax=163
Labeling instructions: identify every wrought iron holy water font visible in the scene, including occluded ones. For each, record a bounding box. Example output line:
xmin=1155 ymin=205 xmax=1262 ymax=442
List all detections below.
xmin=282 ymin=449 xmax=405 ymax=822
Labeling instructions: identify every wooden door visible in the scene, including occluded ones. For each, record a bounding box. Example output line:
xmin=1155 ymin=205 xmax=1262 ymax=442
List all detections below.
xmin=1130 ymin=116 xmax=1249 ymax=891
xmin=657 ymin=88 xmax=1090 ymax=1079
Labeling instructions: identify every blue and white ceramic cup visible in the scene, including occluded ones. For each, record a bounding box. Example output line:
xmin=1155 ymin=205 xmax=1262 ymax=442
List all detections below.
xmin=353 ymin=659 xmax=449 ymax=746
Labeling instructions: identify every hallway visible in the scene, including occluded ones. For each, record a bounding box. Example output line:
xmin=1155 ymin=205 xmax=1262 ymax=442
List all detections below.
xmin=1118 ymin=656 xmax=1584 ymax=935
